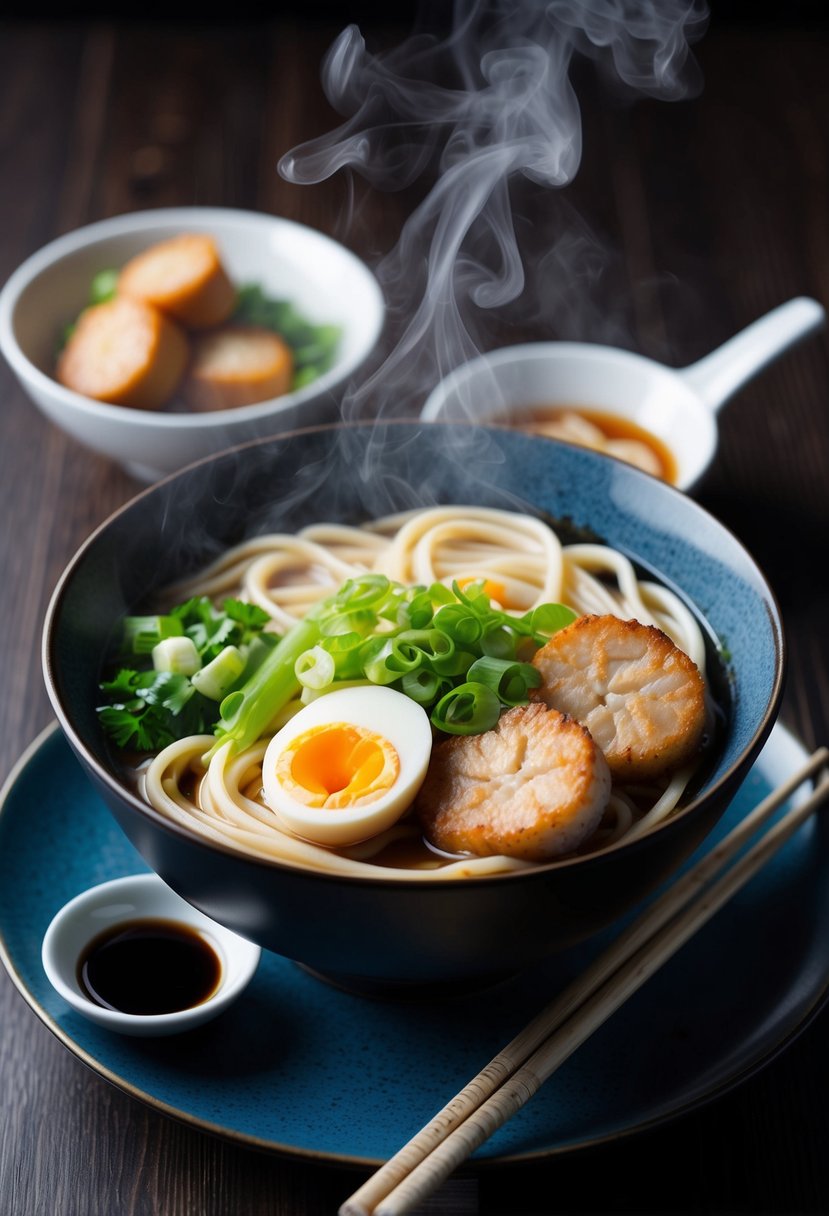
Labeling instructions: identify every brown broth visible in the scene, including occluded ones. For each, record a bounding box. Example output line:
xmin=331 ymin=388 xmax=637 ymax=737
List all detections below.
xmin=515 ymin=406 xmax=678 ymax=484
xmin=360 ymin=832 xmax=455 ymax=871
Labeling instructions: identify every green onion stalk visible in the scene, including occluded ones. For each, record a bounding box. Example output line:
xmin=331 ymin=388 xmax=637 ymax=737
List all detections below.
xmin=206 ymin=573 xmax=577 ymax=758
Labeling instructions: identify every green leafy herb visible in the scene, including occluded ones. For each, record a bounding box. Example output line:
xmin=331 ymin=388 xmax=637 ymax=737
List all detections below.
xmin=97 ymin=596 xmax=275 ymax=753
xmin=58 ymin=268 xmax=120 ymax=353
xmin=98 ymin=670 xmax=209 ymax=752
xmin=89 ymin=268 xmax=119 ymax=305
xmin=101 ymin=576 xmax=578 ymax=757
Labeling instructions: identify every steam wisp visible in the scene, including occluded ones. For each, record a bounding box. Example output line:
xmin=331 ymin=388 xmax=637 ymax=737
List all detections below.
xmin=280 ymin=0 xmax=708 ymax=428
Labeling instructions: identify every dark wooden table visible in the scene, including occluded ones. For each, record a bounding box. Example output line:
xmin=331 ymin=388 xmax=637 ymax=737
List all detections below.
xmin=2 ymin=9 xmax=829 ymax=1214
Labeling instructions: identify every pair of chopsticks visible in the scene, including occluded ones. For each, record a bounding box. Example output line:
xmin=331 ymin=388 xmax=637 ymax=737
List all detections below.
xmin=340 ymin=746 xmax=829 ymax=1216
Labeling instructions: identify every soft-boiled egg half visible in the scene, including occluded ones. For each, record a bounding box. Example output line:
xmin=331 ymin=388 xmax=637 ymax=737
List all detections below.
xmin=261 ymin=686 xmax=433 ymax=847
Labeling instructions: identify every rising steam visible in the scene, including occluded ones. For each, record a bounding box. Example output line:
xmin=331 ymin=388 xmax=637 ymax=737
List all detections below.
xmin=279 ymin=0 xmax=708 ymax=424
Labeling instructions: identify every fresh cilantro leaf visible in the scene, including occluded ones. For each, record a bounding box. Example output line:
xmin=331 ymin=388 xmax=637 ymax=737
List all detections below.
xmin=223 ymin=598 xmax=270 ymax=630
xmin=98 ymin=593 xmax=276 ymax=753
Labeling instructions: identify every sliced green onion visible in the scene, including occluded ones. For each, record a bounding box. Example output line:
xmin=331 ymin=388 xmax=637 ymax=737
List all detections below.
xmin=401 ymin=668 xmax=451 ymax=706
xmin=151 ymin=636 xmax=201 ymax=676
xmin=319 ymin=631 xmax=366 ymax=653
xmin=333 ymin=574 xmax=394 ymax=613
xmin=432 ymin=603 xmax=483 ymax=645
xmin=396 ymin=628 xmax=454 ymax=661
xmin=430 ymin=648 xmax=475 ymax=678
xmin=318 ymin=634 xmax=367 ymax=681
xmin=239 ymin=633 xmax=278 ymax=678
xmin=427 ymin=583 xmax=457 ymax=606
xmin=361 ymin=637 xmax=422 ymax=684
xmin=404 ymin=589 xmax=442 ymax=630
xmin=466 ymin=656 xmax=541 ymax=706
xmin=524 ymin=602 xmax=578 ymax=638
xmin=451 ymin=579 xmax=492 ymax=613
xmin=479 ymin=626 xmax=516 ymax=660
xmin=122 ymin=615 xmax=183 ymax=655
xmin=191 ymin=646 xmax=246 ymax=701
xmin=295 ymin=645 xmax=336 ymax=691
xmin=388 ymin=640 xmax=425 ymax=671
xmin=195 ymin=570 xmax=582 ymax=756
xmin=319 ymin=608 xmax=377 ymax=638
xmin=211 ymin=616 xmax=321 ymax=756
xmin=430 ymin=681 xmax=501 ymax=735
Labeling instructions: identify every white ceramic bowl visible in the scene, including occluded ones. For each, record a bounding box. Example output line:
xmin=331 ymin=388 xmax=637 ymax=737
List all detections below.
xmin=41 ymin=873 xmax=261 ymax=1036
xmin=0 ymin=207 xmax=385 ymax=481
xmin=420 ymin=298 xmax=825 ymax=492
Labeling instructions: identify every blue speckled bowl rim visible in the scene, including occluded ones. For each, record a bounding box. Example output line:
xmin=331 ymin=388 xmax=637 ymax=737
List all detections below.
xmin=1 ymin=719 xmax=827 ymax=1168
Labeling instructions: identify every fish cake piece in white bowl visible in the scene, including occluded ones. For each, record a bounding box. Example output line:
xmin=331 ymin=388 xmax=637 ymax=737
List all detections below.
xmin=0 ymin=207 xmax=384 ymax=481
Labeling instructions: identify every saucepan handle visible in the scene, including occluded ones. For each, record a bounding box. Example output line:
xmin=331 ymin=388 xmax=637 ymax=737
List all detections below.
xmin=677 ymin=296 xmax=826 ymax=413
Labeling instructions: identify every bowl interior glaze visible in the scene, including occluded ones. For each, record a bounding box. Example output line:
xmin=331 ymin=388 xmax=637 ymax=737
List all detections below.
xmin=42 ymin=423 xmax=784 ymax=990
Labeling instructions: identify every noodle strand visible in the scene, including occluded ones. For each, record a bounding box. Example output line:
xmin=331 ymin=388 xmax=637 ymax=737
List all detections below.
xmin=139 ymin=506 xmax=710 ymax=878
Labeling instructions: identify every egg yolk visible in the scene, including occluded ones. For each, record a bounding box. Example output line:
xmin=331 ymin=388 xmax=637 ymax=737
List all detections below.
xmin=276 ymin=722 xmax=400 ymax=809
xmin=457 ymin=575 xmax=508 ymax=606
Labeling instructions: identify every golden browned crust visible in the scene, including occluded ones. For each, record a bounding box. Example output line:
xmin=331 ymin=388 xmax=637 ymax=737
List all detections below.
xmin=532 ymin=614 xmax=706 ymax=781
xmin=415 ymin=702 xmax=610 ymax=861
xmin=118 ymin=233 xmax=237 ymax=329
xmin=56 ymin=296 xmax=189 ymax=411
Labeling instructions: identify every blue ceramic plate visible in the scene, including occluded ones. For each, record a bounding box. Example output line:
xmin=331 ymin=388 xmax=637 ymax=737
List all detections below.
xmin=0 ymin=720 xmax=826 ymax=1165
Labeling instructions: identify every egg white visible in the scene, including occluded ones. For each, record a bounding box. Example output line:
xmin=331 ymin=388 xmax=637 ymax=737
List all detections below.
xmin=261 ymin=686 xmax=433 ymax=847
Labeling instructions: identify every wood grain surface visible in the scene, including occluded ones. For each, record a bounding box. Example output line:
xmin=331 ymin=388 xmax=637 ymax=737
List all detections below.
xmin=1 ymin=12 xmax=828 ymax=1215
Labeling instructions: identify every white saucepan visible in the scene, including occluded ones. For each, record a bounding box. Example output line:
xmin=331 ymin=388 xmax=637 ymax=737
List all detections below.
xmin=420 ymin=297 xmax=826 ymax=491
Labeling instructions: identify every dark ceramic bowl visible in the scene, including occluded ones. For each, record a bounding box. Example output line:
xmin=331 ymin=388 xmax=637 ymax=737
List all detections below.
xmin=42 ymin=422 xmax=784 ymax=993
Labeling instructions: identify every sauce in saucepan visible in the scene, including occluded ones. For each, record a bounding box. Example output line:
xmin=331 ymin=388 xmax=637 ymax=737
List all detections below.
xmin=515 ymin=406 xmax=678 ymax=484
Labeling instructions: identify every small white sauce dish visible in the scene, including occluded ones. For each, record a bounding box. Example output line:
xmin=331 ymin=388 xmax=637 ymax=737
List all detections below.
xmin=0 ymin=206 xmax=384 ymax=482
xmin=41 ymin=873 xmax=261 ymax=1036
xmin=420 ymin=297 xmax=825 ymax=492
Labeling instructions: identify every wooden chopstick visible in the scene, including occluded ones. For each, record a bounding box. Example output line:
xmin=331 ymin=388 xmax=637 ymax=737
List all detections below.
xmin=340 ymin=746 xmax=829 ymax=1216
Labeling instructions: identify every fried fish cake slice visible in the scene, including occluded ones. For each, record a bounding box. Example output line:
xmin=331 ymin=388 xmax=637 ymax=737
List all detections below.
xmin=181 ymin=325 xmax=294 ymax=411
xmin=56 ymin=296 xmax=188 ymax=410
xmin=118 ymin=233 xmax=236 ymax=329
xmin=416 ymin=702 xmax=611 ymax=861
xmin=531 ymin=614 xmax=706 ymax=781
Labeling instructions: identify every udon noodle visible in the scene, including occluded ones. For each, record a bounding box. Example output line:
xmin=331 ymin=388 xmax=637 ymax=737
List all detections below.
xmin=138 ymin=506 xmax=710 ymax=880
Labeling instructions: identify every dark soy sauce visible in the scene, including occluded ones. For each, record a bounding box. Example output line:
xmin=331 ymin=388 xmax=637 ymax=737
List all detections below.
xmin=78 ymin=919 xmax=222 ymax=1015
